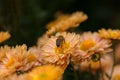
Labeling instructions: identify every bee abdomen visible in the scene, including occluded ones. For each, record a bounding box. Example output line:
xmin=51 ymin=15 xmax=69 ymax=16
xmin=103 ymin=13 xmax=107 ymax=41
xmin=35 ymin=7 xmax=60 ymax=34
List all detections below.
xmin=56 ymin=35 xmax=65 ymax=47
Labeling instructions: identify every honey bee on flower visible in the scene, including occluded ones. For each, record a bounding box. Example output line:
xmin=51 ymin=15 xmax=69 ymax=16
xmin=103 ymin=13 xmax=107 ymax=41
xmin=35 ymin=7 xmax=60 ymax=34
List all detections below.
xmin=56 ymin=35 xmax=65 ymax=47
xmin=40 ymin=32 xmax=80 ymax=70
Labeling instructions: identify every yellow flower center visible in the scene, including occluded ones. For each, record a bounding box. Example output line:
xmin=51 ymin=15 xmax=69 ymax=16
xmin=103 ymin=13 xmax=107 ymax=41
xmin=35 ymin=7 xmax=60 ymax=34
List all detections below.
xmin=5 ymin=57 xmax=14 ymax=68
xmin=113 ymin=74 xmax=120 ymax=80
xmin=80 ymin=39 xmax=96 ymax=51
xmin=54 ymin=42 xmax=69 ymax=54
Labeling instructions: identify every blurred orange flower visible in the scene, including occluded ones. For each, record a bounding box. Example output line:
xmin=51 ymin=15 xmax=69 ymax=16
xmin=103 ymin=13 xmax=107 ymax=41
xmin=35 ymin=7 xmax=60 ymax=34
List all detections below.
xmin=0 ymin=31 xmax=11 ymax=43
xmin=28 ymin=65 xmax=63 ymax=80
xmin=99 ymin=28 xmax=120 ymax=39
xmin=0 ymin=44 xmax=39 ymax=78
xmin=46 ymin=11 xmax=88 ymax=36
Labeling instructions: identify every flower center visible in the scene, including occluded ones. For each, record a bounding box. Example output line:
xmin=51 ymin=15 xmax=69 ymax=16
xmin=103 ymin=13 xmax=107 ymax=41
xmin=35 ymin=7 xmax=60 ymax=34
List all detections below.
xmin=80 ymin=39 xmax=96 ymax=51
xmin=54 ymin=42 xmax=69 ymax=54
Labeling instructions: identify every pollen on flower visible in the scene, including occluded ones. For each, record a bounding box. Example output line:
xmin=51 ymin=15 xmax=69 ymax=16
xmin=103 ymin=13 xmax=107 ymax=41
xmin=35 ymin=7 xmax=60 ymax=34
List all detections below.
xmin=54 ymin=42 xmax=69 ymax=54
xmin=80 ymin=39 xmax=96 ymax=51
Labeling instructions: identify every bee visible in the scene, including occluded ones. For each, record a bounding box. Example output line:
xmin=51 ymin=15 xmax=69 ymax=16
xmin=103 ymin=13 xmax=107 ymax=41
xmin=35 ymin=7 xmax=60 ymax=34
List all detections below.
xmin=91 ymin=53 xmax=100 ymax=62
xmin=56 ymin=35 xmax=65 ymax=47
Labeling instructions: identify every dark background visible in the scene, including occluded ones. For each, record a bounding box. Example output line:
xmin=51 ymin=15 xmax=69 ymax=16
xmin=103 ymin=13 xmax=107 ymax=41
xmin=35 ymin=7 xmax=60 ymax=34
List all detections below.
xmin=0 ymin=0 xmax=120 ymax=47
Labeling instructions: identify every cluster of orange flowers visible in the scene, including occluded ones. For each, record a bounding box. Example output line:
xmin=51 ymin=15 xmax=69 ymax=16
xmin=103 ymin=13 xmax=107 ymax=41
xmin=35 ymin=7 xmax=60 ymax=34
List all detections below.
xmin=0 ymin=11 xmax=120 ymax=80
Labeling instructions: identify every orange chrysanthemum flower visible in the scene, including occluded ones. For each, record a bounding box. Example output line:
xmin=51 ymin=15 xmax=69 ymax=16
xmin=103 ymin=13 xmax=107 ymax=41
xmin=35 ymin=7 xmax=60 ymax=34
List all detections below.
xmin=37 ymin=34 xmax=49 ymax=48
xmin=0 ymin=31 xmax=11 ymax=43
xmin=77 ymin=54 xmax=113 ymax=73
xmin=28 ymin=65 xmax=63 ymax=80
xmin=0 ymin=44 xmax=39 ymax=78
xmin=46 ymin=11 xmax=88 ymax=36
xmin=99 ymin=28 xmax=120 ymax=39
xmin=40 ymin=32 xmax=80 ymax=69
xmin=71 ymin=32 xmax=112 ymax=63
